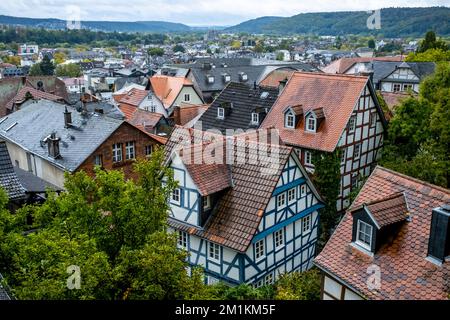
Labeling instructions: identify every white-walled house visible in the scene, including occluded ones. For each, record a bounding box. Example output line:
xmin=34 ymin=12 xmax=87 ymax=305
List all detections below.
xmin=164 ymin=127 xmax=324 ymax=285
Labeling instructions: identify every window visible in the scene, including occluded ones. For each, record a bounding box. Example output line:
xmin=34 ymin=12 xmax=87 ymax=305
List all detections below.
xmin=177 ymin=231 xmax=188 ymax=249
xmin=351 ymin=175 xmax=359 ymax=189
xmin=302 ymin=215 xmax=311 ymax=233
xmin=300 ymin=184 xmax=307 ymax=197
xmin=184 ymin=93 xmax=190 ymax=102
xmin=207 ymin=76 xmax=215 ymax=84
xmin=209 ymin=242 xmax=220 ymax=261
xmin=403 ymin=84 xmax=413 ymax=91
xmin=125 ymin=141 xmax=135 ymax=160
xmin=145 ymin=145 xmax=153 ymax=156
xmin=370 ymin=112 xmax=377 ymax=128
xmin=285 ymin=113 xmax=295 ymax=128
xmin=305 ymin=151 xmax=312 ymax=166
xmin=207 ymin=276 xmax=219 ymax=285
xmin=203 ymin=195 xmax=211 ymax=210
xmin=274 ymin=229 xmax=284 ymax=248
xmin=264 ymin=273 xmax=274 ymax=285
xmin=348 ymin=116 xmax=356 ymax=133
xmin=340 ymin=149 xmax=346 ymax=164
xmin=255 ymin=239 xmax=265 ymax=260
xmin=277 ymin=193 xmax=286 ymax=207
xmin=224 ymin=75 xmax=231 ymax=82
xmin=217 ymin=107 xmax=225 ymax=119
xmin=393 ymin=83 xmax=401 ymax=92
xmin=356 ymin=220 xmax=373 ymax=250
xmin=150 ymin=104 xmax=156 ymax=113
xmin=94 ymin=154 xmax=103 ymax=167
xmin=112 ymin=143 xmax=122 ymax=163
xmin=251 ymin=113 xmax=259 ymax=125
xmin=306 ymin=116 xmax=316 ymax=132
xmin=353 ymin=144 xmax=361 ymax=159
xmin=172 ymin=188 xmax=181 ymax=205
xmin=287 ymin=188 xmax=296 ymax=202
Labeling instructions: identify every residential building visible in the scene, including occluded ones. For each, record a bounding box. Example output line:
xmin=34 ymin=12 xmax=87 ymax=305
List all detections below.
xmin=18 ymin=44 xmax=39 ymax=57
xmin=314 ymin=166 xmax=450 ymax=300
xmin=197 ymin=82 xmax=278 ymax=133
xmin=261 ymin=72 xmax=387 ymax=211
xmin=61 ymin=77 xmax=86 ymax=93
xmin=0 ymin=100 xmax=163 ymax=189
xmin=164 ymin=127 xmax=324 ymax=285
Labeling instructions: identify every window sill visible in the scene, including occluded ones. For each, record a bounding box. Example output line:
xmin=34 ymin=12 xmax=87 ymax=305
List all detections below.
xmin=350 ymin=242 xmax=374 ymax=257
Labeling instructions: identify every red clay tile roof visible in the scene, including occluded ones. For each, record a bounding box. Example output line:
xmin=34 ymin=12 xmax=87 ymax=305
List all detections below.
xmin=259 ymin=69 xmax=295 ymax=88
xmin=5 ymin=86 xmax=65 ymax=110
xmin=118 ymin=88 xmax=148 ymax=107
xmin=380 ymin=91 xmax=413 ymax=111
xmin=150 ymin=75 xmax=194 ymax=109
xmin=315 ymin=166 xmax=450 ymax=300
xmin=178 ymin=103 xmax=209 ymax=126
xmin=322 ymin=56 xmax=405 ymax=74
xmin=352 ymin=192 xmax=410 ymax=229
xmin=165 ymin=126 xmax=296 ymax=252
xmin=261 ymin=72 xmax=369 ymax=152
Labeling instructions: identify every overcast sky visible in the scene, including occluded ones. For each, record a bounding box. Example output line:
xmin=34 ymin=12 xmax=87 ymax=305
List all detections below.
xmin=0 ymin=0 xmax=448 ymax=26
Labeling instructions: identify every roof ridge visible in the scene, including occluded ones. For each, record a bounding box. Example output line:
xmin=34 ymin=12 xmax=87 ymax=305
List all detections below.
xmin=376 ymin=165 xmax=450 ymax=196
xmin=292 ymin=71 xmax=369 ymax=81
xmin=352 ymin=191 xmax=406 ymax=211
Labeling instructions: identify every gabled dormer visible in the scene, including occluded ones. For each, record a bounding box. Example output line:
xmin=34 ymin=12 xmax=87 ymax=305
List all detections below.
xmin=304 ymin=107 xmax=325 ymax=133
xmin=350 ymin=192 xmax=409 ymax=255
xmin=284 ymin=105 xmax=303 ymax=129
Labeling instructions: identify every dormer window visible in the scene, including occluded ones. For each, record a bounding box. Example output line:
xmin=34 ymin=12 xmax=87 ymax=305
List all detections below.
xmin=239 ymin=72 xmax=248 ymax=82
xmin=217 ymin=107 xmax=225 ymax=119
xmin=223 ymin=74 xmax=231 ymax=82
xmin=251 ymin=113 xmax=259 ymax=125
xmin=356 ymin=220 xmax=373 ymax=251
xmin=202 ymin=195 xmax=211 ymax=210
xmin=306 ymin=115 xmax=317 ymax=132
xmin=285 ymin=112 xmax=295 ymax=128
xmin=207 ymin=75 xmax=215 ymax=84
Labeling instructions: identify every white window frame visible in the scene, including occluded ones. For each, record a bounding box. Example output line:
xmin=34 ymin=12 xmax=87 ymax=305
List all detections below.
xmin=285 ymin=112 xmax=295 ymax=128
xmin=302 ymin=215 xmax=312 ymax=234
xmin=217 ymin=107 xmax=225 ymax=119
xmin=251 ymin=112 xmax=259 ymax=125
xmin=209 ymin=242 xmax=220 ymax=262
xmin=340 ymin=148 xmax=346 ymax=164
xmin=208 ymin=76 xmax=215 ymax=84
xmin=94 ymin=154 xmax=103 ymax=166
xmin=150 ymin=104 xmax=156 ymax=113
xmin=145 ymin=145 xmax=153 ymax=156
xmin=184 ymin=93 xmax=190 ymax=102
xmin=171 ymin=188 xmax=181 ymax=205
xmin=403 ymin=84 xmax=413 ymax=91
xmin=356 ymin=220 xmax=373 ymax=251
xmin=370 ymin=112 xmax=377 ymax=128
xmin=177 ymin=231 xmax=188 ymax=249
xmin=306 ymin=115 xmax=316 ymax=132
xmin=353 ymin=143 xmax=361 ymax=159
xmin=277 ymin=193 xmax=286 ymax=207
xmin=203 ymin=195 xmax=211 ymax=210
xmin=264 ymin=273 xmax=274 ymax=285
xmin=125 ymin=141 xmax=135 ymax=160
xmin=112 ymin=143 xmax=122 ymax=163
xmin=224 ymin=75 xmax=231 ymax=82
xmin=305 ymin=151 xmax=312 ymax=166
xmin=300 ymin=184 xmax=307 ymax=197
xmin=287 ymin=188 xmax=296 ymax=203
xmin=274 ymin=229 xmax=284 ymax=249
xmin=255 ymin=239 xmax=265 ymax=261
xmin=348 ymin=116 xmax=356 ymax=133
xmin=393 ymin=83 xmax=401 ymax=92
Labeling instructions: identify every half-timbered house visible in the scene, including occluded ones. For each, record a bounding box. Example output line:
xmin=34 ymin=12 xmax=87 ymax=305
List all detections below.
xmin=261 ymin=72 xmax=387 ymax=211
xmin=164 ymin=127 xmax=324 ymax=286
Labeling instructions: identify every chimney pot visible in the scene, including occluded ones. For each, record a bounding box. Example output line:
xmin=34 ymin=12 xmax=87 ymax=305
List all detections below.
xmin=47 ymin=132 xmax=61 ymax=159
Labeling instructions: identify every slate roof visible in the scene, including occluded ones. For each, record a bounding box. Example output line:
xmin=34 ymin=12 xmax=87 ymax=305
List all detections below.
xmin=352 ymin=192 xmax=410 ymax=229
xmin=14 ymin=166 xmax=62 ymax=193
xmin=198 ymin=82 xmax=279 ymax=133
xmin=372 ymin=61 xmax=436 ymax=85
xmin=0 ymin=141 xmax=26 ymax=200
xmin=314 ymin=166 xmax=450 ymax=300
xmin=165 ymin=126 xmax=320 ymax=252
xmin=5 ymin=86 xmax=65 ymax=111
xmin=321 ymin=56 xmax=404 ymax=74
xmin=0 ymin=100 xmax=125 ymax=172
xmin=172 ymin=58 xmax=316 ymax=94
xmin=261 ymin=72 xmax=375 ymax=152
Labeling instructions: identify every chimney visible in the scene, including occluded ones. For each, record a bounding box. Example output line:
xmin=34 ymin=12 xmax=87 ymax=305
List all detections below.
xmin=47 ymin=132 xmax=61 ymax=159
xmin=64 ymin=106 xmax=72 ymax=128
xmin=253 ymin=81 xmax=257 ymax=90
xmin=427 ymin=205 xmax=450 ymax=264
xmin=278 ymin=78 xmax=288 ymax=96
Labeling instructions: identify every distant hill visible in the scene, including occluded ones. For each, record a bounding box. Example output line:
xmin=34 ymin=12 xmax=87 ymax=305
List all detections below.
xmin=0 ymin=15 xmax=191 ymax=33
xmin=226 ymin=7 xmax=450 ymax=37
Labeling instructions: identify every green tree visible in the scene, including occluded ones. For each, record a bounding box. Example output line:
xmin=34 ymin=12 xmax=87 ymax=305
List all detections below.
xmin=148 ymin=47 xmax=164 ymax=57
xmin=418 ymin=31 xmax=449 ymax=53
xmin=173 ymin=44 xmax=185 ymax=53
xmin=312 ymin=150 xmax=342 ymax=243
xmin=273 ymin=269 xmax=321 ymax=300
xmin=55 ymin=63 xmax=82 ymax=77
xmin=368 ymin=39 xmax=375 ymax=49
xmin=40 ymin=55 xmax=55 ymax=75
xmin=28 ymin=63 xmax=43 ymax=76
xmin=406 ymin=48 xmax=450 ymax=62
xmin=53 ymin=51 xmax=67 ymax=65
xmin=2 ymin=55 xmax=21 ymax=66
